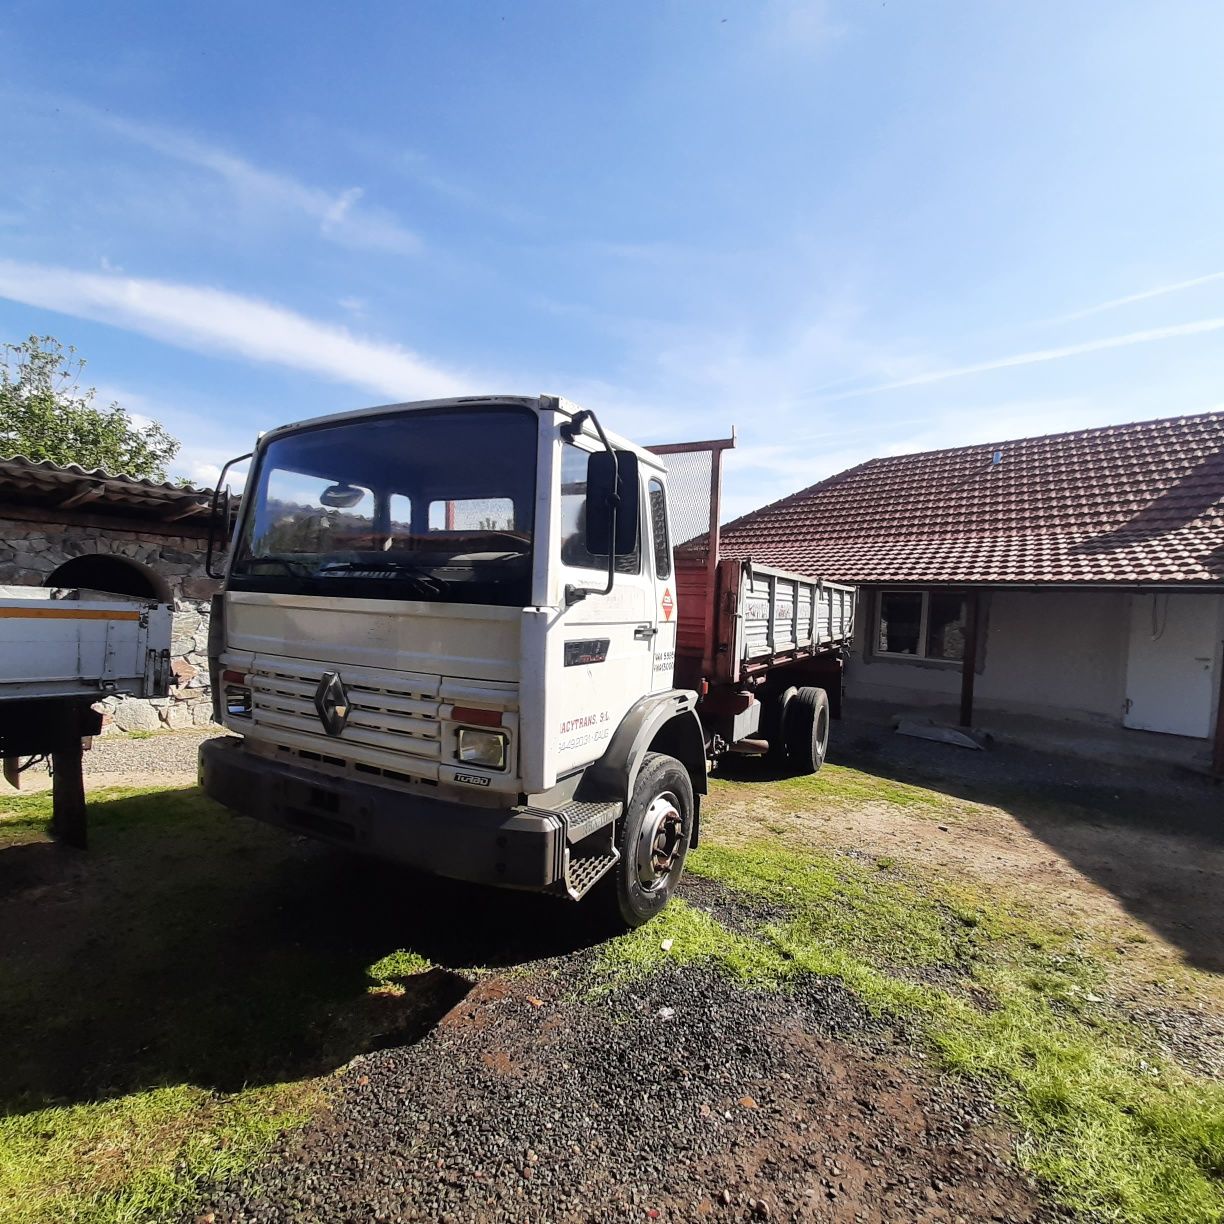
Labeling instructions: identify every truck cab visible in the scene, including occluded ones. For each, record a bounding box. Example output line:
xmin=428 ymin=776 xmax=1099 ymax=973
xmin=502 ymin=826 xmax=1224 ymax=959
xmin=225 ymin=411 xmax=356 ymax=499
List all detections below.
xmin=200 ymin=394 xmax=706 ymax=925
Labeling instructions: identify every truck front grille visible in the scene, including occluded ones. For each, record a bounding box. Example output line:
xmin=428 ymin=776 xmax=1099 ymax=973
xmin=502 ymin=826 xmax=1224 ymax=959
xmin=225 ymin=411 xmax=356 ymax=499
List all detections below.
xmin=247 ymin=658 xmax=444 ymax=779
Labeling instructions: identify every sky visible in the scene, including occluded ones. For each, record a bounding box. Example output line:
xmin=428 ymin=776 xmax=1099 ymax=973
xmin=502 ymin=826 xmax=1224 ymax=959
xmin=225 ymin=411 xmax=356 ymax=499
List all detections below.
xmin=2 ymin=1 xmax=1223 ymax=518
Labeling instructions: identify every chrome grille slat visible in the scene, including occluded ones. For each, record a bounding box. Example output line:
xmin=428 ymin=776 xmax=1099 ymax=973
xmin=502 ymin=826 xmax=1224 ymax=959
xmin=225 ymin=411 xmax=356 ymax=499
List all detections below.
xmin=249 ymin=687 xmax=438 ymax=738
xmin=246 ymin=656 xmax=445 ymax=774
xmin=251 ymin=708 xmax=443 ymax=759
xmin=251 ymin=725 xmax=443 ymax=780
xmin=251 ymin=675 xmax=437 ymax=719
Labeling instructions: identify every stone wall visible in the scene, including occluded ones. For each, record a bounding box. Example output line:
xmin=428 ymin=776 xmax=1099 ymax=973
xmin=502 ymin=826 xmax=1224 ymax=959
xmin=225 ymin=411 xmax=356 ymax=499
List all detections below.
xmin=0 ymin=516 xmax=219 ymax=733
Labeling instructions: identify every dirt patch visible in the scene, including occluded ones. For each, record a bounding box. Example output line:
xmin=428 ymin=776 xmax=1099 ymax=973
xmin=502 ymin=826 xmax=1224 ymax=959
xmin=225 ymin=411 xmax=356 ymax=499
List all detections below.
xmin=194 ymin=967 xmax=1056 ymax=1223
xmin=712 ymin=732 xmax=1224 ymax=1014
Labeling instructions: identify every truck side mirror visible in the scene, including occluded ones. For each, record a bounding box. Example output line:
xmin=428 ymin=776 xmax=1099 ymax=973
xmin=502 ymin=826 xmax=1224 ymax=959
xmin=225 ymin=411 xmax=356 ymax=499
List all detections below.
xmin=206 ymin=451 xmax=252 ymax=579
xmin=585 ymin=450 xmax=639 ymax=556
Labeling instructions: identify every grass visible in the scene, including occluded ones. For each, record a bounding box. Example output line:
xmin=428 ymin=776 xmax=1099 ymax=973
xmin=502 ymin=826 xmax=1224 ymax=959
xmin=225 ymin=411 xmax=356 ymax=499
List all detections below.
xmin=0 ymin=785 xmax=456 ymax=1223
xmin=712 ymin=761 xmax=955 ymax=815
xmin=598 ymin=839 xmax=1224 ymax=1224
xmin=0 ymin=1085 xmax=318 ymax=1224
xmin=4 ymin=765 xmax=1220 ymax=1223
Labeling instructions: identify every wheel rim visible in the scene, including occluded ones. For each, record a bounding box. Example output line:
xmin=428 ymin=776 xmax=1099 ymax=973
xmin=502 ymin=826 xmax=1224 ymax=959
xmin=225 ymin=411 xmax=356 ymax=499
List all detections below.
xmin=815 ymin=706 xmax=830 ymax=759
xmin=635 ymin=791 xmax=684 ymax=892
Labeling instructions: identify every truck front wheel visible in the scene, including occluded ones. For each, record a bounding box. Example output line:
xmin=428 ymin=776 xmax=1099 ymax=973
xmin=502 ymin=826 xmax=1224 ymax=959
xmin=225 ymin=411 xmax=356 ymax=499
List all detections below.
xmin=784 ymin=686 xmax=830 ymax=775
xmin=605 ymin=751 xmax=694 ymax=928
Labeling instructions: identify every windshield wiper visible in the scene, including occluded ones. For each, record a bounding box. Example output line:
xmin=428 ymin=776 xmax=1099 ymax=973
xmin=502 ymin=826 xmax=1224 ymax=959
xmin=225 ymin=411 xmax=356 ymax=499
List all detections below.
xmin=317 ymin=558 xmax=432 ymax=575
xmin=316 ymin=558 xmax=448 ymax=594
xmin=235 ymin=554 xmax=312 ymax=576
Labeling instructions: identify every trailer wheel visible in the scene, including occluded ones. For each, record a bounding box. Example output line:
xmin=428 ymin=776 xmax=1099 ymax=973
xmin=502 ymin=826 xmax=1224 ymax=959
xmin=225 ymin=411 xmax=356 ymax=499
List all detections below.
xmin=604 ymin=751 xmax=694 ymax=928
xmin=784 ymin=686 xmax=830 ymax=775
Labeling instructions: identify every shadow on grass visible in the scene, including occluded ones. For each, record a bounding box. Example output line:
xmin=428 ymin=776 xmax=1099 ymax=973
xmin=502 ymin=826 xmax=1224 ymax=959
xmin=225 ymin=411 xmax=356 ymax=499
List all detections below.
xmin=819 ymin=723 xmax=1224 ymax=975
xmin=0 ymin=786 xmax=613 ymax=1112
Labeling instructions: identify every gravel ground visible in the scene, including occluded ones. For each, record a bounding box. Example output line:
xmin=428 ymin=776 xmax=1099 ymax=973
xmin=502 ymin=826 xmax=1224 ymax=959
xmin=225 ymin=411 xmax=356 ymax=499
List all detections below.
xmin=1 ymin=727 xmax=222 ymax=796
xmin=829 ymin=715 xmax=1222 ymax=839
xmin=86 ymin=727 xmax=223 ymax=780
xmin=193 ymin=952 xmax=1059 ymax=1224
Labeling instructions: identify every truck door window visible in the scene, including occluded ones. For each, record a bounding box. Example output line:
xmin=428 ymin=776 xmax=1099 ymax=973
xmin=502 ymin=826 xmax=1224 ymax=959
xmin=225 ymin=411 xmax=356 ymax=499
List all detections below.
xmin=648 ymin=477 xmax=671 ymax=580
xmin=560 ymin=444 xmax=640 ymax=574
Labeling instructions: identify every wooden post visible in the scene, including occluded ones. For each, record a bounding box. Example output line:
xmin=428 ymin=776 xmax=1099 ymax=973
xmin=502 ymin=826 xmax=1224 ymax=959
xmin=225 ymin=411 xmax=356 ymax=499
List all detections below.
xmin=959 ymin=591 xmax=980 ymax=729
xmin=50 ymin=736 xmax=87 ymax=849
xmin=1213 ymin=637 xmax=1224 ymax=778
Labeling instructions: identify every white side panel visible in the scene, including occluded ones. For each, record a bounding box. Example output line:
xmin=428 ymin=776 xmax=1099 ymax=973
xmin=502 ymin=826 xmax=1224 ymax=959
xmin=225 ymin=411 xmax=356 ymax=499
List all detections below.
xmin=739 ymin=566 xmax=856 ymax=664
xmin=0 ymin=597 xmax=170 ymax=700
xmin=1124 ymin=593 xmax=1220 ymax=738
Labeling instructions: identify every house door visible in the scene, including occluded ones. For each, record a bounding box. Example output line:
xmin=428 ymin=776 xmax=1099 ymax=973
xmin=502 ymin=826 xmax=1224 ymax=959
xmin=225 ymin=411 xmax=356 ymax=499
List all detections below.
xmin=1123 ymin=594 xmax=1219 ymax=738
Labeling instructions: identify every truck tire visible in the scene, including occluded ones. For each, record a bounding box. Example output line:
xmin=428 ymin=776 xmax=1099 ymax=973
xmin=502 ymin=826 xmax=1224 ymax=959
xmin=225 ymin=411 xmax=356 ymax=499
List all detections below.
xmin=604 ymin=751 xmax=694 ymax=928
xmin=767 ymin=685 xmax=797 ymax=765
xmin=784 ymin=686 xmax=830 ymax=775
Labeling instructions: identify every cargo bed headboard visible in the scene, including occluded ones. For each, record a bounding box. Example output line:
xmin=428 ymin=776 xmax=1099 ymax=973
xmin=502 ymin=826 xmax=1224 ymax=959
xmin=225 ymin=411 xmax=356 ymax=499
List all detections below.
xmin=648 ymin=434 xmax=736 ymax=690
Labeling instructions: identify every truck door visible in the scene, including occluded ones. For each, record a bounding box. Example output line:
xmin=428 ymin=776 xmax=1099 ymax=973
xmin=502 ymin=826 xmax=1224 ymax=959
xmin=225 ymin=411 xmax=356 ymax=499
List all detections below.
xmin=553 ymin=443 xmax=657 ymax=777
xmin=646 ymin=473 xmax=677 ymax=691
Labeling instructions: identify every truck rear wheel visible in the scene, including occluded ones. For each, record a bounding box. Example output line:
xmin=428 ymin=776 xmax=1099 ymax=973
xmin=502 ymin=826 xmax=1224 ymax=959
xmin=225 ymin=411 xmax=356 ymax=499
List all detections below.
xmin=604 ymin=751 xmax=694 ymax=928
xmin=783 ymin=686 xmax=830 ymax=775
xmin=767 ymin=686 xmax=797 ymax=765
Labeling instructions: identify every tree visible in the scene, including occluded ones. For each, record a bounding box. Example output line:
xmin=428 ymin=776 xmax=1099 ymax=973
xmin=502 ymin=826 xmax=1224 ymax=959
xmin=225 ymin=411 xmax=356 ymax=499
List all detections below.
xmin=0 ymin=335 xmax=181 ymax=481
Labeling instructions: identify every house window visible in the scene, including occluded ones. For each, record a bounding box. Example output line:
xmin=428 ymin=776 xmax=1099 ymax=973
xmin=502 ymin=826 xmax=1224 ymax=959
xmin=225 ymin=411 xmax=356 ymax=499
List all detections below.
xmin=877 ymin=590 xmax=967 ymax=661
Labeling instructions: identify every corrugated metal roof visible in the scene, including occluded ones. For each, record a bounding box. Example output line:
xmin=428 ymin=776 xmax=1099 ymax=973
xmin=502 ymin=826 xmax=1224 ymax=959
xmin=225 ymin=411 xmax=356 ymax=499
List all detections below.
xmin=720 ymin=411 xmax=1224 ymax=586
xmin=0 ymin=455 xmax=214 ymax=523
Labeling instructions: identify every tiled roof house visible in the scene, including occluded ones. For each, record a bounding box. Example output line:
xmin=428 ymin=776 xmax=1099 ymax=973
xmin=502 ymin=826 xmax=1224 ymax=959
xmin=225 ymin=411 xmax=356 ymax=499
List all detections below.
xmin=720 ymin=412 xmax=1224 ymax=769
xmin=721 ymin=412 xmax=1224 ymax=586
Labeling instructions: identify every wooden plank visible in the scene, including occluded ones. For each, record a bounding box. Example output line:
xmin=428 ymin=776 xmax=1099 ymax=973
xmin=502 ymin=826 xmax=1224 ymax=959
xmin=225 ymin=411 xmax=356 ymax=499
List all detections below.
xmin=50 ymin=739 xmax=87 ymax=849
xmin=1213 ymin=635 xmax=1224 ymax=777
xmin=959 ymin=592 xmax=980 ymax=728
xmin=0 ymin=501 xmax=211 ymax=538
xmin=59 ymin=485 xmax=105 ymax=509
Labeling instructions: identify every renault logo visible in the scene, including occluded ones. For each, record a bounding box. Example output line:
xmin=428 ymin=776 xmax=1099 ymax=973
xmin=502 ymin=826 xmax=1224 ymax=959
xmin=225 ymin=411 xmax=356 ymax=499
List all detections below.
xmin=314 ymin=671 xmax=351 ymax=737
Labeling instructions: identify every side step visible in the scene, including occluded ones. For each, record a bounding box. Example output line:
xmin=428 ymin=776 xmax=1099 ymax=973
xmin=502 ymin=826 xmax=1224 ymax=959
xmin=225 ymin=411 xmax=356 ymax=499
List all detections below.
xmin=564 ymin=848 xmax=619 ymax=900
xmin=559 ymin=798 xmax=622 ymax=842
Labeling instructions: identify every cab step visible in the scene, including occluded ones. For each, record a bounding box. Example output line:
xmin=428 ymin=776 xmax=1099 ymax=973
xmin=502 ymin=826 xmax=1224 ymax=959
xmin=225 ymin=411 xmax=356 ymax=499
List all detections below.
xmin=558 ymin=798 xmax=623 ymax=843
xmin=564 ymin=848 xmax=619 ymax=900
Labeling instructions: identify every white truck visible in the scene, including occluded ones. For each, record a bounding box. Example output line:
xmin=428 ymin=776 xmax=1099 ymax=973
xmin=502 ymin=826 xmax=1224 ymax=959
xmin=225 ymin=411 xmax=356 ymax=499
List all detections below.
xmin=200 ymin=396 xmax=854 ymax=925
xmin=1 ymin=585 xmax=173 ymax=845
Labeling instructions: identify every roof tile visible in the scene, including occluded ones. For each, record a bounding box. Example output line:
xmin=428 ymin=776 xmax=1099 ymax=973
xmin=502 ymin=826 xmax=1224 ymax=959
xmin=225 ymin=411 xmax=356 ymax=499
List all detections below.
xmin=719 ymin=411 xmax=1224 ymax=585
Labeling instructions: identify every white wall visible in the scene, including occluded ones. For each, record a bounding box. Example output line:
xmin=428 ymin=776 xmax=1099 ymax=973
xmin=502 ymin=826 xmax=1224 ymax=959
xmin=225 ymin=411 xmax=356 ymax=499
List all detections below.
xmin=846 ymin=588 xmax=1223 ymax=735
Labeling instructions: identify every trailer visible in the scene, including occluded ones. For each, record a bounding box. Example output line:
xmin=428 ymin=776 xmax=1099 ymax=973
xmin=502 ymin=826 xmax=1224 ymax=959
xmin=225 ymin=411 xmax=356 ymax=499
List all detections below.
xmin=0 ymin=586 xmax=173 ymax=846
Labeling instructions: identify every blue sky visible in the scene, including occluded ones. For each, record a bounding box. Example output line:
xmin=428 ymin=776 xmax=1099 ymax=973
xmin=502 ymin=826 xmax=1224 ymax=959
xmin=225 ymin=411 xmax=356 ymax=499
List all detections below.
xmin=2 ymin=1 xmax=1223 ymax=517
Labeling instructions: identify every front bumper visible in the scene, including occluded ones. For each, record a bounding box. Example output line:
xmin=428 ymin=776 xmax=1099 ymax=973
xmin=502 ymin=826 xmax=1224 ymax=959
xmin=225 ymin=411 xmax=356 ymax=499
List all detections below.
xmin=199 ymin=737 xmax=565 ymax=890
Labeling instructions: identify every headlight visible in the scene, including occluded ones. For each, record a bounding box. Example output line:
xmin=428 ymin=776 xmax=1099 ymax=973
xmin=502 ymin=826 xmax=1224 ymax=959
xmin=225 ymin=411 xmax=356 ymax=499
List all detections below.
xmin=457 ymin=728 xmax=508 ymax=770
xmin=225 ymin=685 xmax=252 ymax=717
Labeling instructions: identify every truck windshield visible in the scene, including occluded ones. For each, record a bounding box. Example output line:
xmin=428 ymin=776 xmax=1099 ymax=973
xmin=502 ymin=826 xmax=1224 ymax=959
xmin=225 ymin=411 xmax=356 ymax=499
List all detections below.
xmin=229 ymin=406 xmax=537 ymax=607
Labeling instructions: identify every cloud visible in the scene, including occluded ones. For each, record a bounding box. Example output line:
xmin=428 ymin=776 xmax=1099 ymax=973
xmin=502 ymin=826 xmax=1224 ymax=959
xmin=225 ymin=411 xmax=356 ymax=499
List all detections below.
xmin=0 ymin=260 xmax=467 ymax=400
xmin=1045 ymin=271 xmax=1224 ymax=325
xmin=88 ymin=108 xmax=421 ymax=257
xmin=817 ymin=316 xmax=1224 ymax=401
